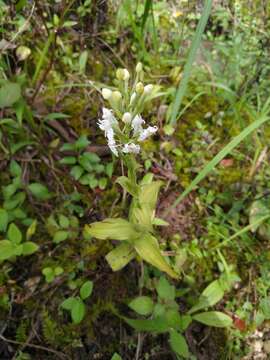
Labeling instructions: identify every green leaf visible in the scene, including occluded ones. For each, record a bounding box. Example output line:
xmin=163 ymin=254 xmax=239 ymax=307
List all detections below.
xmin=26 ymin=219 xmax=37 ymax=240
xmin=60 ymin=156 xmax=77 ymax=165
xmin=79 ymin=50 xmax=88 ymax=74
xmin=116 ymin=176 xmax=138 ymax=197
xmin=0 ymin=240 xmax=17 ymax=261
xmin=71 ymin=298 xmax=86 ymax=324
xmin=111 ymin=353 xmax=122 ymax=360
xmin=22 ymin=241 xmax=39 ymax=255
xmin=42 ymin=267 xmax=55 ymax=283
xmin=169 ymin=329 xmax=189 ymax=359
xmin=59 ymin=214 xmax=70 ymax=228
xmin=7 ymin=223 xmax=22 ymax=244
xmin=188 ymin=280 xmax=224 ymax=314
xmin=53 ymin=230 xmax=69 ymax=243
xmin=193 ymin=311 xmax=233 ymax=328
xmin=85 ymin=218 xmax=140 ymax=241
xmin=61 ymin=297 xmax=76 ymax=310
xmin=105 ymin=243 xmax=136 ymax=271
xmin=83 ymin=152 xmax=100 ymax=163
xmin=152 ymin=217 xmax=169 ymax=226
xmin=106 ymin=162 xmax=114 ymax=178
xmin=156 ymin=276 xmax=175 ymax=301
xmin=54 ymin=266 xmax=64 ymax=276
xmin=28 ymin=183 xmax=51 ymax=200
xmin=134 ymin=234 xmax=178 ymax=279
xmin=80 ymin=281 xmax=93 ymax=300
xmin=75 ymin=135 xmax=90 ymax=150
xmin=0 ymin=208 xmax=9 ymax=232
xmin=98 ymin=177 xmax=107 ymax=190
xmin=123 ymin=316 xmax=169 ymax=333
xmin=138 ymin=181 xmax=163 ymax=214
xmin=10 ymin=160 xmax=22 ymax=177
xmin=165 ymin=309 xmax=182 ymax=330
xmin=129 ymin=296 xmax=154 ymax=316
xmin=0 ymin=82 xmax=21 ymax=108
xmin=70 ymin=165 xmax=84 ymax=180
xmin=179 ymin=315 xmax=192 ymax=332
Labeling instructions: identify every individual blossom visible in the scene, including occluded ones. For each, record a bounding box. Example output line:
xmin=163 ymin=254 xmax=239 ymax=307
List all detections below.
xmin=122 ymin=143 xmax=140 ymax=154
xmin=131 ymin=114 xmax=145 ymax=136
xmin=138 ymin=126 xmax=158 ymax=142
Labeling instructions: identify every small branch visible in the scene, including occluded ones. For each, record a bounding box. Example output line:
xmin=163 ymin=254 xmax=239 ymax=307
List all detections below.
xmin=0 ymin=334 xmax=69 ymax=360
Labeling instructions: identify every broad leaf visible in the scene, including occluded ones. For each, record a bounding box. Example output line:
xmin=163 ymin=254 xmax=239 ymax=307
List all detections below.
xmin=116 ymin=176 xmax=138 ymax=197
xmin=85 ymin=218 xmax=140 ymax=241
xmin=61 ymin=297 xmax=76 ymax=310
xmin=71 ymin=298 xmax=86 ymax=324
xmin=128 ymin=296 xmax=154 ymax=316
xmin=188 ymin=280 xmax=224 ymax=314
xmin=105 ymin=243 xmax=136 ymax=271
xmin=28 ymin=183 xmax=51 ymax=200
xmin=138 ymin=181 xmax=163 ymax=213
xmin=7 ymin=223 xmax=22 ymax=244
xmin=0 ymin=82 xmax=21 ymax=108
xmin=156 ymin=276 xmax=175 ymax=301
xmin=0 ymin=240 xmax=17 ymax=261
xmin=22 ymin=241 xmax=39 ymax=255
xmin=193 ymin=311 xmax=232 ymax=328
xmin=169 ymin=329 xmax=189 ymax=358
xmin=134 ymin=233 xmax=178 ymax=279
xmin=80 ymin=281 xmax=93 ymax=300
xmin=53 ymin=230 xmax=69 ymax=243
xmin=123 ymin=316 xmax=169 ymax=333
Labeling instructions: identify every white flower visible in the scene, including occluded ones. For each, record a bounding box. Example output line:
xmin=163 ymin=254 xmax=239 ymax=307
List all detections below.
xmin=122 ymin=143 xmax=140 ymax=154
xmin=138 ymin=126 xmax=158 ymax=141
xmin=132 ymin=114 xmax=145 ymax=135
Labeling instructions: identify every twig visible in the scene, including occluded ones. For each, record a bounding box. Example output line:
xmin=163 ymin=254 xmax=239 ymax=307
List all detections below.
xmin=0 ymin=334 xmax=69 ymax=360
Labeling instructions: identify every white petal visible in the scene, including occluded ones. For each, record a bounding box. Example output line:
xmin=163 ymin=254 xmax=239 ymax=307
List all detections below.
xmin=138 ymin=126 xmax=158 ymax=141
xmin=122 ymin=143 xmax=140 ymax=154
xmin=132 ymin=114 xmax=145 ymax=136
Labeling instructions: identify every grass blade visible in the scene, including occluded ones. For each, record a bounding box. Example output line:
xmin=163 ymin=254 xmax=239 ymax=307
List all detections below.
xmin=169 ymin=0 xmax=213 ymax=125
xmin=164 ymin=108 xmax=270 ymax=216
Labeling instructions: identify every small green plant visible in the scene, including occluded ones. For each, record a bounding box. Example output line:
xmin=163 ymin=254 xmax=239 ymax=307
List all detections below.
xmin=123 ymin=275 xmax=236 ymax=358
xmin=42 ymin=266 xmax=64 ymax=283
xmin=60 ymin=280 xmax=93 ymax=324
xmin=85 ymin=65 xmax=177 ymax=278
xmin=46 ymin=213 xmax=79 ymax=244
xmin=60 ymin=135 xmax=113 ymax=189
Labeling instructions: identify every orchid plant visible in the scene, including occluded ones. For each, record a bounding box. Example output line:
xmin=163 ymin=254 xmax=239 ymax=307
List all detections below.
xmin=85 ymin=64 xmax=178 ymax=279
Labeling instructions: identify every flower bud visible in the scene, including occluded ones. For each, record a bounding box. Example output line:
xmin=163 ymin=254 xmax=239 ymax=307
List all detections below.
xmin=130 ymin=92 xmax=136 ymax=105
xmin=135 ymin=82 xmax=144 ymax=94
xmin=16 ymin=46 xmax=31 ymax=61
xmin=135 ymin=62 xmax=143 ymax=73
xmin=101 ymin=88 xmax=112 ymax=100
xmin=116 ymin=68 xmax=130 ymax=81
xmin=123 ymin=69 xmax=130 ymax=80
xmin=143 ymin=84 xmax=153 ymax=95
xmin=122 ymin=112 xmax=132 ymax=124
